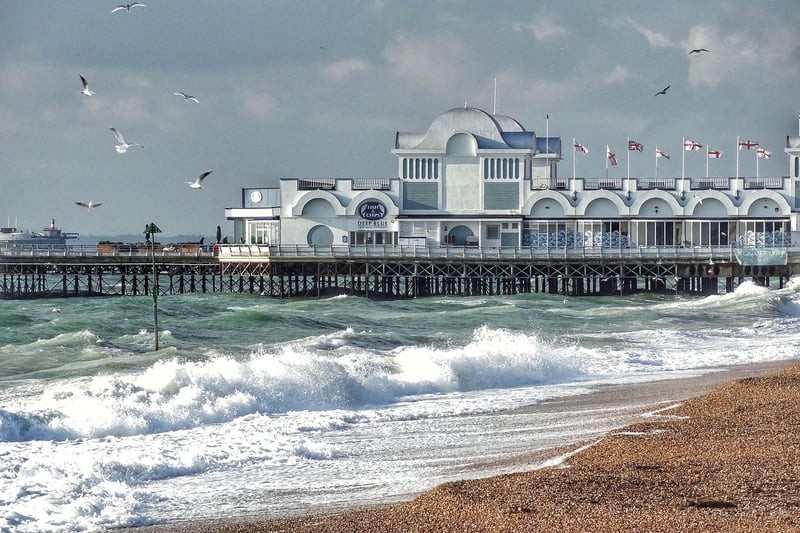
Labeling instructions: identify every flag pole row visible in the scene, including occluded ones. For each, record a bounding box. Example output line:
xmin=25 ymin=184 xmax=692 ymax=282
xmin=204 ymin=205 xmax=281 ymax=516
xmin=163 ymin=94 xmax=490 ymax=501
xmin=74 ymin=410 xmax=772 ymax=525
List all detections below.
xmin=570 ymin=137 xmax=771 ymax=179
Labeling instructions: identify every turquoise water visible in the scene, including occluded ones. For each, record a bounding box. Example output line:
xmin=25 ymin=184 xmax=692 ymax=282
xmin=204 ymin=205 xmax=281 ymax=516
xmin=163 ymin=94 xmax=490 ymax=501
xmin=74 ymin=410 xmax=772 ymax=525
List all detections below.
xmin=1 ymin=281 xmax=799 ymax=530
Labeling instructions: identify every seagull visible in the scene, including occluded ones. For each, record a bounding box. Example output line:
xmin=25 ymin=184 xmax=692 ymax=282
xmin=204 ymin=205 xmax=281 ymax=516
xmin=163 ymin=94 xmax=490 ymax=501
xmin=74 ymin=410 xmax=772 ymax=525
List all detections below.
xmin=76 ymin=201 xmax=102 ymax=212
xmin=654 ymin=85 xmax=670 ymax=96
xmin=111 ymin=3 xmax=146 ymax=13
xmin=109 ymin=127 xmax=143 ymax=153
xmin=186 ymin=169 xmax=213 ymax=189
xmin=174 ymin=91 xmax=199 ymax=103
xmin=689 ymin=48 xmax=710 ymax=54
xmin=692 ymin=194 xmax=703 ymax=204
xmin=79 ymin=75 xmax=94 ymax=96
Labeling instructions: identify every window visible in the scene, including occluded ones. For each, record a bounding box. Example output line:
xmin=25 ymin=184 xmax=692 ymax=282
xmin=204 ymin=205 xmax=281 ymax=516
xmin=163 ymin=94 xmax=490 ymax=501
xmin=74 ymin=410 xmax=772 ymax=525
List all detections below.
xmin=350 ymin=231 xmax=397 ymax=246
xmin=484 ymin=158 xmax=521 ymax=180
xmin=404 ymin=158 xmax=439 ymax=179
xmin=487 ymin=225 xmax=500 ymax=239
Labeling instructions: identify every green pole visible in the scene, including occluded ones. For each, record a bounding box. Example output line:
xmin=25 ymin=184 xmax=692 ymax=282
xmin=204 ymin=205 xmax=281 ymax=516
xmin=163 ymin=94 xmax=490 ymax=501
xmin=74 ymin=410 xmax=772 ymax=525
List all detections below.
xmin=144 ymin=223 xmax=162 ymax=351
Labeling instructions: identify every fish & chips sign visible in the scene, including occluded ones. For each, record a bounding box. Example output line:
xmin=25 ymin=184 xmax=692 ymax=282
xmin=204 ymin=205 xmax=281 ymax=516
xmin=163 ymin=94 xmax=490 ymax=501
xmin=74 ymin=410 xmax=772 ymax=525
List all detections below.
xmin=357 ymin=201 xmax=388 ymax=228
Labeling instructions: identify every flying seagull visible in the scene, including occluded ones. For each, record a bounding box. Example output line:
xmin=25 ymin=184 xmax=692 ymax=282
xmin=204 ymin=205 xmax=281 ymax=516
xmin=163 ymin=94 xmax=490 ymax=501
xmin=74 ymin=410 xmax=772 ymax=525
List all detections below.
xmin=186 ymin=169 xmax=213 ymax=189
xmin=76 ymin=201 xmax=102 ymax=212
xmin=689 ymin=48 xmax=710 ymax=54
xmin=111 ymin=3 xmax=146 ymax=13
xmin=174 ymin=91 xmax=199 ymax=103
xmin=79 ymin=75 xmax=95 ymax=96
xmin=654 ymin=85 xmax=670 ymax=96
xmin=109 ymin=127 xmax=143 ymax=153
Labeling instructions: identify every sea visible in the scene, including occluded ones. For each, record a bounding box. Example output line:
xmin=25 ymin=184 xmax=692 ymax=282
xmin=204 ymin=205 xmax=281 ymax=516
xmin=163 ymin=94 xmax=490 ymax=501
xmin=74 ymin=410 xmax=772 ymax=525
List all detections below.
xmin=1 ymin=279 xmax=799 ymax=532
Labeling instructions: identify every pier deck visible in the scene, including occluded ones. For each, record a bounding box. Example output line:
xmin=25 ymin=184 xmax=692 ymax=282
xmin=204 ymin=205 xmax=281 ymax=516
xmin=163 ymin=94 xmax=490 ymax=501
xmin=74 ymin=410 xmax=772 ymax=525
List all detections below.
xmin=1 ymin=245 xmax=797 ymax=299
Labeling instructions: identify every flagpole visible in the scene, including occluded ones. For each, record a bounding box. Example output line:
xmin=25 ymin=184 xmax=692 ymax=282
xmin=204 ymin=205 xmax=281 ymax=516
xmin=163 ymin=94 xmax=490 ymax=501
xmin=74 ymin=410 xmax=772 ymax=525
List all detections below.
xmin=655 ymin=145 xmax=659 ymax=178
xmin=706 ymin=145 xmax=709 ymax=178
xmin=756 ymin=148 xmax=759 ymax=178
xmin=626 ymin=137 xmax=630 ymax=181
xmin=546 ymin=114 xmax=550 ymax=183
xmin=572 ymin=137 xmax=576 ymax=182
xmin=493 ymin=77 xmax=497 ymax=115
xmin=605 ymin=145 xmax=609 ymax=179
xmin=681 ymin=136 xmax=685 ymax=180
xmin=736 ymin=135 xmax=740 ymax=180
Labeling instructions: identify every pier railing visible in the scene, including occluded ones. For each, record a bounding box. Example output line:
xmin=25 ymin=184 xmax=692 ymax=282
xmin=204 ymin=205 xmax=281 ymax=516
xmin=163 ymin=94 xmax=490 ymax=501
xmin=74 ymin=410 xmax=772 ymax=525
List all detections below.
xmin=0 ymin=244 xmax=215 ymax=258
xmin=215 ymin=243 xmax=798 ymax=264
xmin=2 ymin=243 xmax=798 ymax=266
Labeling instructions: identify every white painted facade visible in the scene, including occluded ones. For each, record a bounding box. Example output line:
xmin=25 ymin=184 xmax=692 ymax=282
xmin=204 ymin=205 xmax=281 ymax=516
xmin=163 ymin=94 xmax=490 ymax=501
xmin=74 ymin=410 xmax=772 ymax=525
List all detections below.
xmin=224 ymin=107 xmax=800 ymax=252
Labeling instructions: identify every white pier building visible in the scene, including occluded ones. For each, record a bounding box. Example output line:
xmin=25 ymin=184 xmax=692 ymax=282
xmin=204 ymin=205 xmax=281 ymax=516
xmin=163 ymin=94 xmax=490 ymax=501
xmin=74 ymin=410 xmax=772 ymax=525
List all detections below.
xmin=225 ymin=106 xmax=798 ymax=265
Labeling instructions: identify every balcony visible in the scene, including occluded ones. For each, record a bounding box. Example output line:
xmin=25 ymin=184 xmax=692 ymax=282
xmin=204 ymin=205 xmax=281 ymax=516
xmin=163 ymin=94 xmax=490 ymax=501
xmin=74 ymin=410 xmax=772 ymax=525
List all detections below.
xmin=584 ymin=178 xmax=623 ymax=191
xmin=531 ymin=178 xmax=568 ymax=190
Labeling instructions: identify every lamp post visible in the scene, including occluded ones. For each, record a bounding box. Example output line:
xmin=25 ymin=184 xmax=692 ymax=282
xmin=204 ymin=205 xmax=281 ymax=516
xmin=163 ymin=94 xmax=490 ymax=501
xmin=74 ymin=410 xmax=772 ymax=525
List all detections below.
xmin=144 ymin=222 xmax=162 ymax=351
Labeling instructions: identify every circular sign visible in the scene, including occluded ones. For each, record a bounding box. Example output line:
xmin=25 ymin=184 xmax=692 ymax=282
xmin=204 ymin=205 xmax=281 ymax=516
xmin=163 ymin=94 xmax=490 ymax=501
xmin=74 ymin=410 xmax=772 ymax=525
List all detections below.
xmin=250 ymin=190 xmax=263 ymax=203
xmin=358 ymin=201 xmax=386 ymax=220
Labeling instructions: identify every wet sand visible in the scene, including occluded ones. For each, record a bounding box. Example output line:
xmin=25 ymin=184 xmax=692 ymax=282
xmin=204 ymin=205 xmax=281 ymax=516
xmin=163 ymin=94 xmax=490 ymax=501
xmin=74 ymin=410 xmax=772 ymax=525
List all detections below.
xmin=125 ymin=360 xmax=800 ymax=532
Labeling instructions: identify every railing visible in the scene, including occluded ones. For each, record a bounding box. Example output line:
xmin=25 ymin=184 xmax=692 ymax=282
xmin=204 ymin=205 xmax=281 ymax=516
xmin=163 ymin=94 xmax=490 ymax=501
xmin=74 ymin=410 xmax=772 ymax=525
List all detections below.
xmin=584 ymin=178 xmax=623 ymax=190
xmin=352 ymin=178 xmax=392 ymax=190
xmin=0 ymin=244 xmax=216 ymax=258
xmin=215 ymin=243 xmax=799 ymax=263
xmin=530 ymin=178 xmax=568 ymax=190
xmin=690 ymin=177 xmax=730 ymax=190
xmin=3 ymin=243 xmax=798 ymax=264
xmin=297 ymin=178 xmax=336 ymax=190
xmin=520 ymin=176 xmax=787 ymax=192
xmin=744 ymin=176 xmax=784 ymax=189
xmin=637 ymin=178 xmax=676 ymax=190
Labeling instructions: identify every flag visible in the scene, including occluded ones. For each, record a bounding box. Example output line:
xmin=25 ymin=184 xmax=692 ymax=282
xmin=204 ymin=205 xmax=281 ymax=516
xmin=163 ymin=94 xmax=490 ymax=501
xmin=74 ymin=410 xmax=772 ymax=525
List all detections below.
xmin=707 ymin=149 xmax=723 ymax=159
xmin=684 ymin=139 xmax=702 ymax=151
xmin=628 ymin=140 xmax=643 ymax=152
xmin=573 ymin=141 xmax=588 ymax=154
xmin=656 ymin=148 xmax=670 ymax=159
xmin=738 ymin=139 xmax=759 ymax=150
xmin=607 ymin=145 xmax=618 ymax=165
xmin=757 ymin=148 xmax=772 ymax=158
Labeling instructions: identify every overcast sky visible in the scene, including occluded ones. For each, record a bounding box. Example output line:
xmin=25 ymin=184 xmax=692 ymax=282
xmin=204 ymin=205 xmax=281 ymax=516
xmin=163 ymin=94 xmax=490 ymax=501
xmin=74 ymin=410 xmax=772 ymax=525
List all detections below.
xmin=2 ymin=1 xmax=798 ymax=238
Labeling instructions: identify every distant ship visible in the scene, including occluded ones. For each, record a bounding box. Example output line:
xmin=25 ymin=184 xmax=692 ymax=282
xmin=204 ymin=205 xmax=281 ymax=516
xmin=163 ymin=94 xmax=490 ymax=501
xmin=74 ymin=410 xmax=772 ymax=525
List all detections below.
xmin=0 ymin=218 xmax=79 ymax=246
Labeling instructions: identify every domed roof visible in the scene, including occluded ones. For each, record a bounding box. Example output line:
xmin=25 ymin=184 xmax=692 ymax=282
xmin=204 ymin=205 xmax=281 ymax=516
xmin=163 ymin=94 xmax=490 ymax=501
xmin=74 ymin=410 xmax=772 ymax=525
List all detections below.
xmin=395 ymin=107 xmax=531 ymax=150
